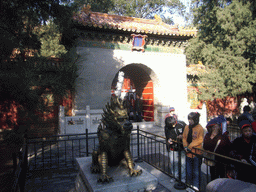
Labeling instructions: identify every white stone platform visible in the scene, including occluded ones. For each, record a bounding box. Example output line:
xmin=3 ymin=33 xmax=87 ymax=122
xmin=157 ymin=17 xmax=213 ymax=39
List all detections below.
xmin=75 ymin=157 xmax=158 ymax=192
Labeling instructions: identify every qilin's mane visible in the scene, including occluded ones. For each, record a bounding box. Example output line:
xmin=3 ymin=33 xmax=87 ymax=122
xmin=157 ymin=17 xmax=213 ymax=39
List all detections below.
xmin=99 ymin=97 xmax=128 ymax=132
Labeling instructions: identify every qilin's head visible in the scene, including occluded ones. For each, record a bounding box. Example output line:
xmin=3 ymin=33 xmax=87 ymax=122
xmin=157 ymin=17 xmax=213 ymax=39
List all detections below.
xmin=101 ymin=96 xmax=132 ymax=135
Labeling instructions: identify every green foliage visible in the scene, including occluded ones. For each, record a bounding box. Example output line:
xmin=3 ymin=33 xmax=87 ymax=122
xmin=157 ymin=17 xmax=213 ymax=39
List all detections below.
xmin=38 ymin=21 xmax=67 ymax=58
xmin=71 ymin=0 xmax=115 ymax=13
xmin=111 ymin=0 xmax=185 ymax=23
xmin=3 ymin=129 xmax=25 ymax=147
xmin=0 ymin=0 xmax=78 ymax=132
xmin=0 ymin=55 xmax=77 ymax=109
xmin=0 ymin=0 xmax=70 ymax=62
xmin=186 ymin=0 xmax=256 ymax=101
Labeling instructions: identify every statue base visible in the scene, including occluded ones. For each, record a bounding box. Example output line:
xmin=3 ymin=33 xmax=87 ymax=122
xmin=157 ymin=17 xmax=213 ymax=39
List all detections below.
xmin=75 ymin=157 xmax=158 ymax=192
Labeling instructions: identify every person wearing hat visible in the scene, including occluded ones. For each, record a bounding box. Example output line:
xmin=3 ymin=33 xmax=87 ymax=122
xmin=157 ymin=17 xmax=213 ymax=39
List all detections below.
xmin=165 ymin=107 xmax=178 ymax=120
xmin=203 ymin=118 xmax=231 ymax=180
xmin=183 ymin=112 xmax=204 ymax=192
xmin=229 ymin=120 xmax=256 ymax=184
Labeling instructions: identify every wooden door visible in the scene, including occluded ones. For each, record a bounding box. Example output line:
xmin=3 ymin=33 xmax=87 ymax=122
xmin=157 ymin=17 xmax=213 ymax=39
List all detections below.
xmin=142 ymin=81 xmax=154 ymax=121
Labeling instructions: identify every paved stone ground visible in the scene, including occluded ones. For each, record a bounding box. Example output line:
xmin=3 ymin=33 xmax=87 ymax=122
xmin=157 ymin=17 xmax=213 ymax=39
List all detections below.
xmin=24 ymin=161 xmax=178 ymax=192
xmin=24 ymin=152 xmax=175 ymax=192
xmin=25 ymin=167 xmax=78 ymax=192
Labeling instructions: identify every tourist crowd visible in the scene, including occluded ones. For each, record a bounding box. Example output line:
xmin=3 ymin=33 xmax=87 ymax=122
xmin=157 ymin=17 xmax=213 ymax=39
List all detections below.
xmin=164 ymin=105 xmax=256 ymax=192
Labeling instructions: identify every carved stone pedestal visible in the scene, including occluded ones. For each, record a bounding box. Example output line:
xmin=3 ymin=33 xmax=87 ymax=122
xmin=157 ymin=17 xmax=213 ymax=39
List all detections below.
xmin=75 ymin=157 xmax=158 ymax=192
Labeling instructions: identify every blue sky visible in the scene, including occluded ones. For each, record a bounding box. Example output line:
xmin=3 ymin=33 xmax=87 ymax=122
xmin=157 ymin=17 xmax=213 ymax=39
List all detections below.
xmin=172 ymin=0 xmax=192 ymax=26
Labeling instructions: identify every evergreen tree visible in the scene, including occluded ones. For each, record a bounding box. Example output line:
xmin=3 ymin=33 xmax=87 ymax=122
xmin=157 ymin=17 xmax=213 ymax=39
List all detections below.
xmin=186 ymin=0 xmax=256 ymax=100
xmin=0 ymin=0 xmax=78 ymax=132
xmin=38 ymin=21 xmax=67 ymax=58
xmin=71 ymin=0 xmax=115 ymax=13
xmin=111 ymin=0 xmax=185 ymax=20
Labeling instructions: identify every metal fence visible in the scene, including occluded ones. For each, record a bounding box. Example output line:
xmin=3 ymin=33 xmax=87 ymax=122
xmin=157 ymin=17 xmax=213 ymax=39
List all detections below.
xmin=27 ymin=132 xmax=93 ymax=170
xmin=12 ymin=123 xmax=255 ymax=192
xmin=137 ymin=131 xmax=255 ymax=191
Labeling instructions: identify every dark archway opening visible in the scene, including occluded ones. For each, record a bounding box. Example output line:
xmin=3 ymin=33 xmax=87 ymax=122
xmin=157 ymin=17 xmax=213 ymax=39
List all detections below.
xmin=111 ymin=64 xmax=154 ymax=121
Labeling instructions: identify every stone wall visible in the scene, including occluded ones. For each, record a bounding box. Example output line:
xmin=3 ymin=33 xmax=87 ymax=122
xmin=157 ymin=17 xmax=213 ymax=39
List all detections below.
xmin=75 ymin=45 xmax=191 ymax=124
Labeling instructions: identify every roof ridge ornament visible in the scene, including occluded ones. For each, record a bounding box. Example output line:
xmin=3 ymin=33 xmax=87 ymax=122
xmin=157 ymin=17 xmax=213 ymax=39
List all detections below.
xmin=82 ymin=4 xmax=91 ymax=16
xmin=154 ymin=14 xmax=162 ymax=23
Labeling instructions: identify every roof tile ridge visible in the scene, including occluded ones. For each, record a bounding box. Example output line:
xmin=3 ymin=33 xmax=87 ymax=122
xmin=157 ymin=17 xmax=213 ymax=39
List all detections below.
xmin=90 ymin=11 xmax=175 ymax=26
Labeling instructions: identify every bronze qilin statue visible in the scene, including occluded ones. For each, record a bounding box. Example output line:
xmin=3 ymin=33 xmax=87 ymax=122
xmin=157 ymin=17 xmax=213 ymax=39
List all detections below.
xmin=91 ymin=96 xmax=142 ymax=183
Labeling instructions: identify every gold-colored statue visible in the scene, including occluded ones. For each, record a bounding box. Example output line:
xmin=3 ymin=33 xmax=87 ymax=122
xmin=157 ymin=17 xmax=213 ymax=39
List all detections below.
xmin=91 ymin=96 xmax=142 ymax=183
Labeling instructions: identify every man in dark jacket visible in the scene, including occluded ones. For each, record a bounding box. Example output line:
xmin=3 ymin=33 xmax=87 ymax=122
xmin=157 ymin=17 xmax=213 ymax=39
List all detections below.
xmin=165 ymin=116 xmax=186 ymax=182
xmin=230 ymin=120 xmax=256 ymax=184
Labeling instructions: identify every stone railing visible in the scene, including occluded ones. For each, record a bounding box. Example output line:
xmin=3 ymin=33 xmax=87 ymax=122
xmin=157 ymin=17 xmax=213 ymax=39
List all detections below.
xmin=58 ymin=105 xmax=103 ymax=134
xmin=59 ymin=103 xmax=207 ymax=135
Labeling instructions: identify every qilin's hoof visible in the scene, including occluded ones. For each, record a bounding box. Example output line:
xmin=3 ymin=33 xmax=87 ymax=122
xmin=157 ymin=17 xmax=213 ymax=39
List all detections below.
xmin=129 ymin=169 xmax=142 ymax=176
xmin=97 ymin=174 xmax=113 ymax=183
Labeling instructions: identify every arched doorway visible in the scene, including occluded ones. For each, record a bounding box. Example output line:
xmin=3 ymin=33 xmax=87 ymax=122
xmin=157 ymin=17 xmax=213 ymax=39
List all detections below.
xmin=111 ymin=64 xmax=154 ymax=121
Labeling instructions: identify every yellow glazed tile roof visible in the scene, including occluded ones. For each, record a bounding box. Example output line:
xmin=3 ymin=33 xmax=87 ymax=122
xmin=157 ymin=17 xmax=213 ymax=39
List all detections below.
xmin=73 ymin=6 xmax=197 ymax=37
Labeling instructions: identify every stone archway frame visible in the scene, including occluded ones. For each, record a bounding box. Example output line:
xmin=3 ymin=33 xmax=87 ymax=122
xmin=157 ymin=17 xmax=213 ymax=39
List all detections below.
xmin=111 ymin=51 xmax=163 ymax=105
xmin=119 ymin=63 xmax=159 ymax=96
xmin=111 ymin=50 xmax=189 ymax=125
